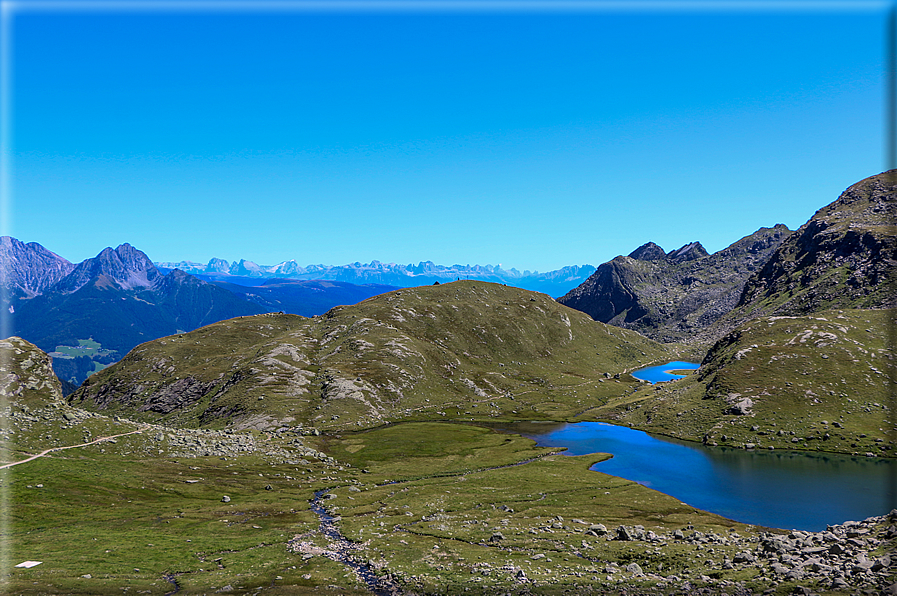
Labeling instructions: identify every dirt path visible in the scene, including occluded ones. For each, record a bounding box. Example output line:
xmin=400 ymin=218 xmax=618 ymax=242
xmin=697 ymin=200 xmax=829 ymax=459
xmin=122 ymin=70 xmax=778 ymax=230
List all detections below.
xmin=0 ymin=428 xmax=146 ymax=469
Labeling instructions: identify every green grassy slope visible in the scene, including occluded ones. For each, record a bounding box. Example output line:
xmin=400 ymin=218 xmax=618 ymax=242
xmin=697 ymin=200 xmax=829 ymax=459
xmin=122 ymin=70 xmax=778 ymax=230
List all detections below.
xmin=595 ymin=309 xmax=894 ymax=456
xmin=70 ymin=281 xmax=674 ymax=432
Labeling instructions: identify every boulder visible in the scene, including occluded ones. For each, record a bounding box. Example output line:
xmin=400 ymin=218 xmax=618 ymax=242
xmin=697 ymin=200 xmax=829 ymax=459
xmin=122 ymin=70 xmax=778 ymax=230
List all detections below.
xmin=727 ymin=398 xmax=753 ymax=415
xmin=770 ymin=562 xmax=789 ymax=575
xmin=830 ymin=578 xmax=850 ymax=591
xmin=733 ymin=552 xmax=755 ymax=564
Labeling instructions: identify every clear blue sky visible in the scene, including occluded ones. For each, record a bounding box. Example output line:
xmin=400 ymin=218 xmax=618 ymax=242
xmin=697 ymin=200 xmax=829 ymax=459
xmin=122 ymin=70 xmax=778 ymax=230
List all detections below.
xmin=4 ymin=1 xmax=891 ymax=272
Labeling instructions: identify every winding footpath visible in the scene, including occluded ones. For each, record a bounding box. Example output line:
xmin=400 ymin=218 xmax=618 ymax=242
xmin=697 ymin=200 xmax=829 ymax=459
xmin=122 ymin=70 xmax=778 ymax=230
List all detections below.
xmin=0 ymin=428 xmax=145 ymax=470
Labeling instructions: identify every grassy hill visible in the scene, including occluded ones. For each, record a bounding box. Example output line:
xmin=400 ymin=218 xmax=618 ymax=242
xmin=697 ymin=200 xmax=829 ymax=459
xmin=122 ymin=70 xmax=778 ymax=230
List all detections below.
xmin=70 ymin=281 xmax=674 ymax=431
xmin=593 ymin=308 xmax=894 ymax=456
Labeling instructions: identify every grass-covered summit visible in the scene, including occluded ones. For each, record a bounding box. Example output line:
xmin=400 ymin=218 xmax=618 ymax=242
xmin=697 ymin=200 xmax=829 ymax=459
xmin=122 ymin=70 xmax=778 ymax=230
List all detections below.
xmin=70 ymin=281 xmax=673 ymax=431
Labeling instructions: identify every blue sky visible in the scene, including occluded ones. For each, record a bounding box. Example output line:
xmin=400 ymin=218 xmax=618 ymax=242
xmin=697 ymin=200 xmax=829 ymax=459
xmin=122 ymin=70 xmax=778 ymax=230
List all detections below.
xmin=4 ymin=1 xmax=892 ymax=272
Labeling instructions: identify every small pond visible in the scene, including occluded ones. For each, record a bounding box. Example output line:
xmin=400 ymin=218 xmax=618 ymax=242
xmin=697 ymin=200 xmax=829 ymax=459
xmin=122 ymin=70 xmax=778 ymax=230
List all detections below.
xmin=630 ymin=360 xmax=700 ymax=383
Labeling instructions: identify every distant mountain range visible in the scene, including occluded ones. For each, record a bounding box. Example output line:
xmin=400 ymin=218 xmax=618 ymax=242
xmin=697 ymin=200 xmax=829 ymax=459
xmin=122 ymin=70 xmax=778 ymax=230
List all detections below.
xmin=155 ymin=258 xmax=596 ymax=297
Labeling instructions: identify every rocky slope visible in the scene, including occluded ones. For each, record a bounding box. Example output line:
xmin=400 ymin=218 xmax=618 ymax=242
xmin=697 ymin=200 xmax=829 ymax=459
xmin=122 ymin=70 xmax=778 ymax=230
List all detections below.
xmin=0 ymin=336 xmax=65 ymax=407
xmin=69 ymin=281 xmax=672 ymax=431
xmin=725 ymin=169 xmax=897 ymax=324
xmin=557 ymin=225 xmax=792 ymax=343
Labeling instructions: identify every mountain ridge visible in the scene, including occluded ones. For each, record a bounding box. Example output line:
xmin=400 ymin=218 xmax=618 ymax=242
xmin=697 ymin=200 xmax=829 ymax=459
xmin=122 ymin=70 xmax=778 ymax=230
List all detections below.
xmin=557 ymin=225 xmax=792 ymax=343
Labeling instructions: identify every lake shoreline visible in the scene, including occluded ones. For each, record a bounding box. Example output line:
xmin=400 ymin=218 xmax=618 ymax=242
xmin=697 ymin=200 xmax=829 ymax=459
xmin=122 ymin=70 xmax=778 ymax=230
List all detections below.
xmin=494 ymin=419 xmax=897 ymax=532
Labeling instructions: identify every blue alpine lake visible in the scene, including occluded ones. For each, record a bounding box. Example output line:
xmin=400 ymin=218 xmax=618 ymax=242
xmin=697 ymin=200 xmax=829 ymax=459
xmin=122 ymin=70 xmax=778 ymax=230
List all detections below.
xmin=630 ymin=360 xmax=701 ymax=383
xmin=501 ymin=420 xmax=896 ymax=532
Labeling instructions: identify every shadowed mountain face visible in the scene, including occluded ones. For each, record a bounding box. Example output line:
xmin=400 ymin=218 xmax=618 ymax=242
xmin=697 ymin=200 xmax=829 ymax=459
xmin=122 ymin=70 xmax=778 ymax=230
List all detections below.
xmin=727 ymin=170 xmax=897 ymax=322
xmin=557 ymin=226 xmax=792 ymax=343
xmin=12 ymin=269 xmax=266 ymax=387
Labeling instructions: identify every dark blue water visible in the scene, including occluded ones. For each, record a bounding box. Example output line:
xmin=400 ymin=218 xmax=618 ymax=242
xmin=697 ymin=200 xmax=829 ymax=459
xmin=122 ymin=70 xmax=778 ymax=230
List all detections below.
xmin=631 ymin=360 xmax=700 ymax=383
xmin=508 ymin=421 xmax=896 ymax=531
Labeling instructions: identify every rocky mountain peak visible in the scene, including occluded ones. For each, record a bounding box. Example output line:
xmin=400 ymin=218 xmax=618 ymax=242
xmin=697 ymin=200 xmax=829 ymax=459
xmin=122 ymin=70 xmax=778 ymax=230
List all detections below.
xmin=667 ymin=241 xmax=709 ymax=263
xmin=558 ymin=227 xmax=790 ymax=343
xmin=205 ymin=258 xmax=231 ymax=273
xmin=628 ymin=242 xmax=667 ymax=261
xmin=52 ymin=243 xmax=162 ymax=294
xmin=159 ymin=268 xmax=195 ymax=285
xmin=230 ymin=259 xmax=263 ymax=276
